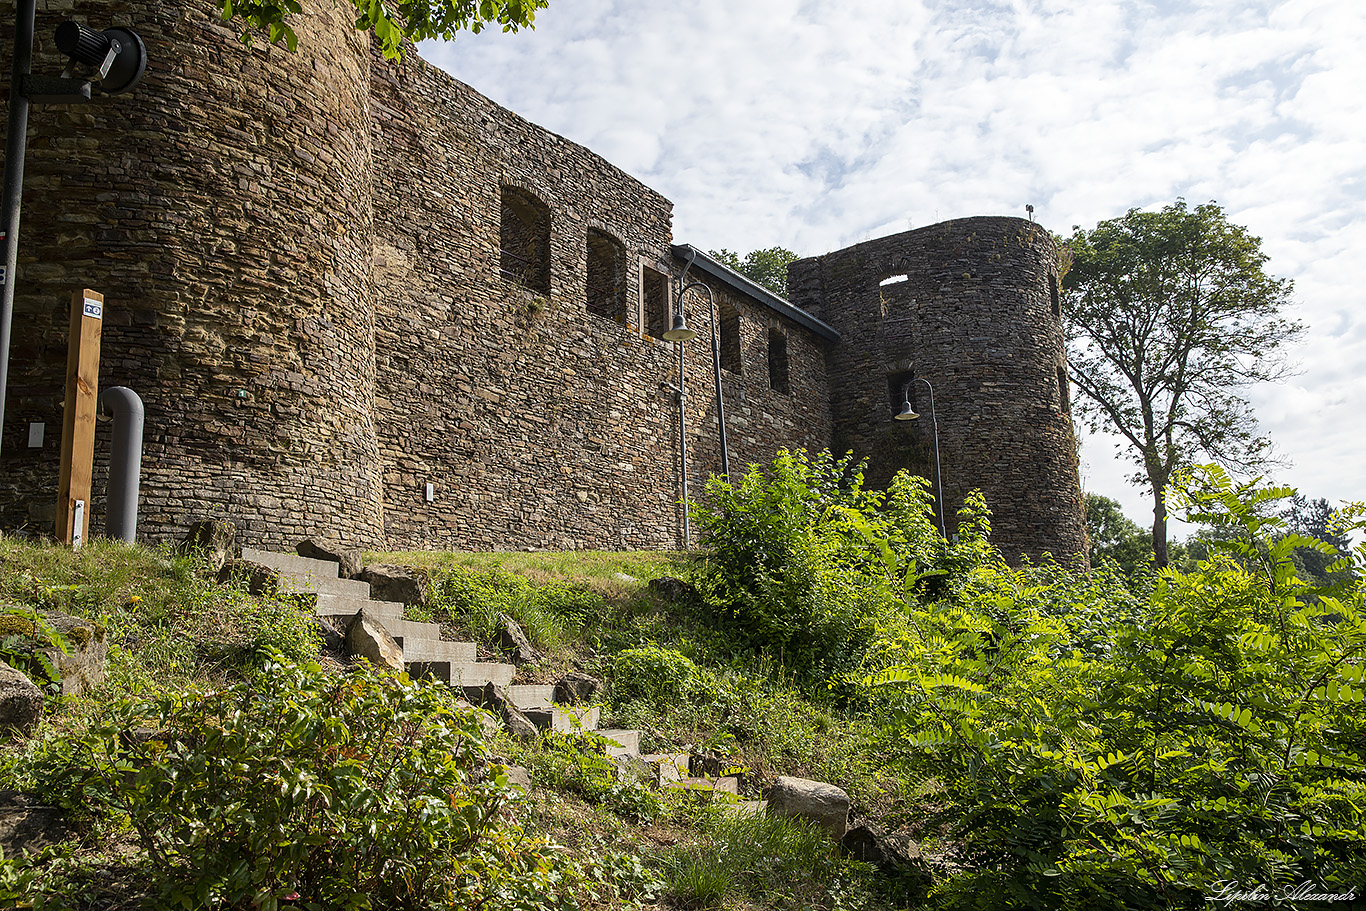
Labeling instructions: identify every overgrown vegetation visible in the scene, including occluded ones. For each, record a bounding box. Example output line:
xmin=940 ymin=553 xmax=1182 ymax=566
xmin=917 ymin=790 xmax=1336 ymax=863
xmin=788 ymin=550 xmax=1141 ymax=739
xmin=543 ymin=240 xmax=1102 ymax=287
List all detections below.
xmin=5 ymin=448 xmax=1363 ymax=909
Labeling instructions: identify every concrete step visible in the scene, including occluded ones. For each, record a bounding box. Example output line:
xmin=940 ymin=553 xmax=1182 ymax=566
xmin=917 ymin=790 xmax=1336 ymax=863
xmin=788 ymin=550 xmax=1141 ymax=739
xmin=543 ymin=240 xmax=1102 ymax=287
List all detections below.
xmin=524 ymin=704 xmax=599 ymax=734
xmin=241 ymin=548 xmax=340 ymax=580
xmin=664 ymin=775 xmax=739 ymax=799
xmin=507 ymin=684 xmax=555 ymax=711
xmin=277 ymin=572 xmax=373 ymax=599
xmin=452 ymin=661 xmax=516 ymax=689
xmin=386 ymin=619 xmax=444 ymax=645
xmin=597 ymin=728 xmax=641 ymax=758
xmin=401 ymin=638 xmax=478 ymax=665
xmin=313 ymin=592 xmax=406 ymax=622
xmin=642 ymin=752 xmax=690 ymax=785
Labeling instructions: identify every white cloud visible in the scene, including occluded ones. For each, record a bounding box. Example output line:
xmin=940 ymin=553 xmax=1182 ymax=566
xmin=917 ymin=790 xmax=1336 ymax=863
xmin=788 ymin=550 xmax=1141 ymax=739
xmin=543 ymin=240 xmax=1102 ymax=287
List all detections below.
xmin=423 ymin=0 xmax=1366 ymax=527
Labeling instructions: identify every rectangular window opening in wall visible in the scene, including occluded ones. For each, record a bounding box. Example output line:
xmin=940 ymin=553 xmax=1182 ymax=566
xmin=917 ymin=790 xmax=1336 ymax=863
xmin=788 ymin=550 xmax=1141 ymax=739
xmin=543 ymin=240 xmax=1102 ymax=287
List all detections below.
xmin=1050 ymin=273 xmax=1061 ymax=318
xmin=499 ymin=186 xmax=551 ymax=294
xmin=586 ymin=228 xmax=627 ymax=323
xmin=767 ymin=328 xmax=789 ymax=395
xmin=887 ymin=370 xmax=917 ymax=414
xmin=1058 ymin=365 xmax=1070 ymax=412
xmin=642 ymin=264 xmax=669 ymax=339
xmin=720 ymin=302 xmax=741 ymax=373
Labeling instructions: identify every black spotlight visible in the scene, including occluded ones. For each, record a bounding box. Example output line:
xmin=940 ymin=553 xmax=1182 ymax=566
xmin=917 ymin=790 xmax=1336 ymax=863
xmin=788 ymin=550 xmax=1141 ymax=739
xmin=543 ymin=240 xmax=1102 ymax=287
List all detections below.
xmin=54 ymin=21 xmax=146 ymax=94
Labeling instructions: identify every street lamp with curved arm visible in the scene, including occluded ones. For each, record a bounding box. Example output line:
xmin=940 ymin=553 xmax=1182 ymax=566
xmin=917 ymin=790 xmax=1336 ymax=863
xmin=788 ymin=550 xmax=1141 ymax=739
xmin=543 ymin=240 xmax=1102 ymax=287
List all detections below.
xmin=895 ymin=377 xmax=946 ymax=539
xmin=664 ymin=248 xmax=729 ymax=478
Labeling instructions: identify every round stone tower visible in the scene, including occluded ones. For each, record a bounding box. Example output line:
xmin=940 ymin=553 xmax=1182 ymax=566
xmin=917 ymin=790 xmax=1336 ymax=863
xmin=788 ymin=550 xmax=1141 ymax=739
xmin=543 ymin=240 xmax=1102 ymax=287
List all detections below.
xmin=788 ymin=216 xmax=1086 ymax=563
xmin=0 ymin=0 xmax=385 ymax=547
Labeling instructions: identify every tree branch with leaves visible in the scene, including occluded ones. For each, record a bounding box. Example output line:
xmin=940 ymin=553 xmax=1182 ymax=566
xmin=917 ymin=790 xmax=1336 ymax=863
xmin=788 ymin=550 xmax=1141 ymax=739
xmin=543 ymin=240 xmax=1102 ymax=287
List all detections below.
xmin=219 ymin=0 xmax=547 ymax=59
xmin=1063 ymin=200 xmax=1301 ymax=567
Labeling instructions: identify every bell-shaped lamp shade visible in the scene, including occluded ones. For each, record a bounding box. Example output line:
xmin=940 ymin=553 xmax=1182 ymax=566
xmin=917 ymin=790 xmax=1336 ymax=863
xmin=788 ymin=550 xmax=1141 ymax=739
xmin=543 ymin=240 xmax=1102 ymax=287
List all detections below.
xmin=895 ymin=398 xmax=920 ymax=421
xmin=662 ymin=313 xmax=699 ymax=341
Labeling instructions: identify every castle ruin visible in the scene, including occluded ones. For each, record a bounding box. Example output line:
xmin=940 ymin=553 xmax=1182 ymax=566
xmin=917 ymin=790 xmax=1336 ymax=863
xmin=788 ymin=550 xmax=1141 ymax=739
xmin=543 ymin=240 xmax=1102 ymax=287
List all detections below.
xmin=0 ymin=0 xmax=1086 ymax=563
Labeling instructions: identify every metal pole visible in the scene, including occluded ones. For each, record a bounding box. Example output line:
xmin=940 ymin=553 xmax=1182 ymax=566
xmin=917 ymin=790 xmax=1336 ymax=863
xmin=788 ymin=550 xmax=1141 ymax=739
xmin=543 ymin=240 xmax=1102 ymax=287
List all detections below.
xmin=0 ymin=0 xmax=36 ymax=460
xmin=918 ymin=378 xmax=946 ymax=540
xmin=676 ymin=342 xmax=690 ymax=550
xmin=705 ymin=285 xmax=729 ymax=478
xmin=98 ymin=385 xmax=143 ymax=543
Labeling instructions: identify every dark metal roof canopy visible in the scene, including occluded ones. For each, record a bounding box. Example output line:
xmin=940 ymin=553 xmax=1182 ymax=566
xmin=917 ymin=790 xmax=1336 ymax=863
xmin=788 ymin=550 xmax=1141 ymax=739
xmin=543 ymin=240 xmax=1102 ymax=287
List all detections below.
xmin=669 ymin=244 xmax=841 ymax=344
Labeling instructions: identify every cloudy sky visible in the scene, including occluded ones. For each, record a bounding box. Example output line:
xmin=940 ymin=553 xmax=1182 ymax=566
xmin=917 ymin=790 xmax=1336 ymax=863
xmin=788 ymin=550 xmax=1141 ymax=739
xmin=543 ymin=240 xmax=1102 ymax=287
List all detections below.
xmin=421 ymin=0 xmax=1364 ymax=534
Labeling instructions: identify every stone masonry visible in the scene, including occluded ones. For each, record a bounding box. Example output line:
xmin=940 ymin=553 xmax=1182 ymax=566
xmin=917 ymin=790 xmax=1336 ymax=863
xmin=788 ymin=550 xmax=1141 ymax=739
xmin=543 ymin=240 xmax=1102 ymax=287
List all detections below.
xmin=0 ymin=0 xmax=1083 ymax=562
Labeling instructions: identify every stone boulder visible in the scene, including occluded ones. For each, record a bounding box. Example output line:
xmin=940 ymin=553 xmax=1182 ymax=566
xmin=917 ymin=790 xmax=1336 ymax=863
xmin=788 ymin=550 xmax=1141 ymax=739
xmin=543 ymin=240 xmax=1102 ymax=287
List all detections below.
xmin=356 ymin=564 xmax=427 ymax=607
xmin=496 ymin=613 xmax=538 ymax=666
xmin=468 ymin=683 xmax=538 ymax=741
xmin=182 ymin=519 xmax=237 ymax=573
xmin=38 ymin=613 xmax=108 ymax=696
xmin=217 ymin=559 xmax=279 ymax=596
xmin=0 ymin=612 xmax=107 ymax=698
xmin=0 ymin=791 xmax=72 ymax=854
xmin=648 ymin=577 xmax=698 ymax=602
xmin=553 ymin=670 xmax=601 ymax=705
xmin=841 ymin=822 xmax=934 ymax=898
xmin=345 ymin=609 xmax=404 ymax=672
xmin=297 ymin=538 xmax=362 ymax=579
xmin=0 ymin=662 xmax=43 ymax=737
xmin=768 ymin=775 xmax=850 ymax=838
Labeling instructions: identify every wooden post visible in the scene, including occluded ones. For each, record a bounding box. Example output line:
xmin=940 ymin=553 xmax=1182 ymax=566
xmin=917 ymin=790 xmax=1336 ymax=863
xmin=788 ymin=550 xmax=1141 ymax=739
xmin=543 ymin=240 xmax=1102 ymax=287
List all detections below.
xmin=56 ymin=289 xmax=103 ymax=547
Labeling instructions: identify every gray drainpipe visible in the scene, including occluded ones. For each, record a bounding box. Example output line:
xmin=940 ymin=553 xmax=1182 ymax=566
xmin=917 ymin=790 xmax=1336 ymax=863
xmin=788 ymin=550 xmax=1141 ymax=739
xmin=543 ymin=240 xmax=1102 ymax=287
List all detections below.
xmin=98 ymin=386 xmax=143 ymax=543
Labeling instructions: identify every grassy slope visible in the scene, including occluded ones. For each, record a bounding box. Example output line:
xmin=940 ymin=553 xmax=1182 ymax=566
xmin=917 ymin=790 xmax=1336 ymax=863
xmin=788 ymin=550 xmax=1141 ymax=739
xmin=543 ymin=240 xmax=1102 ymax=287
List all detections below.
xmin=2 ymin=536 xmax=914 ymax=911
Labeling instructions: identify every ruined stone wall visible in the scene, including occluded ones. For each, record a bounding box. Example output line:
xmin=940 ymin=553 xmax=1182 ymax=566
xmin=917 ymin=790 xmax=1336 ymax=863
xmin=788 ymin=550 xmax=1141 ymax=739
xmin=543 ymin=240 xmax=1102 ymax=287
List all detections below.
xmin=0 ymin=0 xmax=385 ymax=546
xmin=0 ymin=0 xmax=832 ymax=550
xmin=788 ymin=218 xmax=1086 ymax=562
xmin=367 ymin=52 xmax=831 ymax=549
xmin=675 ymin=269 xmax=833 ymax=496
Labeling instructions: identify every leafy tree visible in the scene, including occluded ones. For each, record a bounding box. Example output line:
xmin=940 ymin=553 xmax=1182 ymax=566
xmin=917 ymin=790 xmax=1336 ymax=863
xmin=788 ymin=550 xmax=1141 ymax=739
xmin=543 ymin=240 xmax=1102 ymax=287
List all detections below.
xmin=1083 ymin=492 xmax=1151 ymax=576
xmin=709 ymin=247 xmax=801 ymax=298
xmin=218 ymin=0 xmax=547 ymax=59
xmin=1281 ymin=494 xmax=1358 ymax=588
xmin=1063 ymin=200 xmax=1301 ymax=567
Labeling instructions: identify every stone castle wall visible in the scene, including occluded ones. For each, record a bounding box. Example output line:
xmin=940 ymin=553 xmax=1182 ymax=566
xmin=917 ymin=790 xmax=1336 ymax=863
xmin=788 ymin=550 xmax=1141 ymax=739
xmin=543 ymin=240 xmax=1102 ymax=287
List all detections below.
xmin=1 ymin=0 xmax=386 ymax=546
xmin=788 ymin=218 xmax=1087 ymax=563
xmin=0 ymin=0 xmax=834 ymax=550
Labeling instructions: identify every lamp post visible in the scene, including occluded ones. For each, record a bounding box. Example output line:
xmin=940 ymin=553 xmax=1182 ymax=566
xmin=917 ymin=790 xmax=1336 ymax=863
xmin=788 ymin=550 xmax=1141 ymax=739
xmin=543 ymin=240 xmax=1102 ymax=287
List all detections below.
xmin=0 ymin=9 xmax=146 ymax=458
xmin=895 ymin=377 xmax=946 ymax=539
xmin=663 ymin=248 xmax=730 ymax=549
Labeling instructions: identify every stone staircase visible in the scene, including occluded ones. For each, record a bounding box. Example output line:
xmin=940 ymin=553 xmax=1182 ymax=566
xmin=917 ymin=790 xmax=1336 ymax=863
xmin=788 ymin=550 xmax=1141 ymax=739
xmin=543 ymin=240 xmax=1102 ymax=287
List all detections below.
xmin=240 ymin=547 xmax=651 ymax=765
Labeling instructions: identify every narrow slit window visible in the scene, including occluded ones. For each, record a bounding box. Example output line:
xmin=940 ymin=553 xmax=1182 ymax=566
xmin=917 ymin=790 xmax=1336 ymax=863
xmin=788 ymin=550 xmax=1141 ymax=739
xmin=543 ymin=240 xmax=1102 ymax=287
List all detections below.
xmin=499 ymin=186 xmax=550 ymax=294
xmin=767 ymin=328 xmax=789 ymax=395
xmin=1058 ymin=364 xmax=1070 ymax=412
xmin=1050 ymin=273 xmax=1061 ymax=317
xmin=642 ymin=265 xmax=669 ymax=339
xmin=720 ymin=303 xmax=741 ymax=373
xmin=586 ymin=229 xmax=627 ymax=323
xmin=887 ymin=370 xmax=917 ymax=414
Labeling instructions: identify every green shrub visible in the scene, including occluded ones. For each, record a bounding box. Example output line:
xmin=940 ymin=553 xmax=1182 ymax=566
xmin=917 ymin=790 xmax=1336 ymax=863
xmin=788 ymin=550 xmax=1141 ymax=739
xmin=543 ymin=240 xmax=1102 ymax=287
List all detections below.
xmin=15 ymin=656 xmax=581 ymax=910
xmin=611 ymin=646 xmax=706 ymax=707
xmin=872 ymin=467 xmax=1366 ymax=909
xmin=693 ymin=449 xmax=952 ymax=681
xmin=526 ymin=730 xmax=670 ymax=824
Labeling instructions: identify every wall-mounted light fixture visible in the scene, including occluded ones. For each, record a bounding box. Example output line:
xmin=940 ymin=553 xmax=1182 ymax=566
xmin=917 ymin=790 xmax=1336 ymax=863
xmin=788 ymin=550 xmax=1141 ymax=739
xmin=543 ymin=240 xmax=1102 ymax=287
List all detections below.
xmin=0 ymin=5 xmax=147 ymax=459
xmin=662 ymin=249 xmax=732 ymax=550
xmin=895 ymin=377 xmax=946 ymax=539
